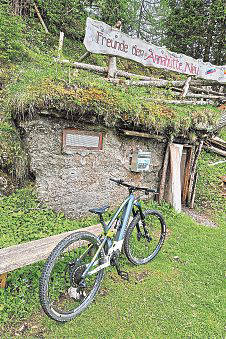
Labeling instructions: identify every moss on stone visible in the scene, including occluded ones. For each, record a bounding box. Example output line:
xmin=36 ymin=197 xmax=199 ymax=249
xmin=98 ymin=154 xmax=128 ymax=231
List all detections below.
xmin=3 ymin=63 xmax=222 ymax=137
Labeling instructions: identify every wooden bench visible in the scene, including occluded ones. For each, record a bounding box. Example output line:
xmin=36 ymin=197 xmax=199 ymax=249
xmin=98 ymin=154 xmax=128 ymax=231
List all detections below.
xmin=0 ymin=224 xmax=102 ymax=288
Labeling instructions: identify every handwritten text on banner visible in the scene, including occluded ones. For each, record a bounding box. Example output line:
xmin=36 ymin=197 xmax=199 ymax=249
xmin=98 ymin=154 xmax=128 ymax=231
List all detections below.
xmin=84 ymin=17 xmax=226 ymax=83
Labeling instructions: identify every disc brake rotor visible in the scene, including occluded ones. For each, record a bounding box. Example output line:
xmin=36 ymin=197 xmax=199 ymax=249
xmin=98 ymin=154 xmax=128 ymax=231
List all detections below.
xmin=70 ymin=264 xmax=86 ymax=286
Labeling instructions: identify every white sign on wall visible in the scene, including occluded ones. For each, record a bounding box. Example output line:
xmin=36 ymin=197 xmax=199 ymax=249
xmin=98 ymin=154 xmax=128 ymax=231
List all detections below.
xmin=84 ymin=17 xmax=226 ymax=83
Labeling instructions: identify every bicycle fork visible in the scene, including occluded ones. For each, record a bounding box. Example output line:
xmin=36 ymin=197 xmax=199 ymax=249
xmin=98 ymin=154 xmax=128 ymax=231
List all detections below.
xmin=133 ymin=203 xmax=152 ymax=242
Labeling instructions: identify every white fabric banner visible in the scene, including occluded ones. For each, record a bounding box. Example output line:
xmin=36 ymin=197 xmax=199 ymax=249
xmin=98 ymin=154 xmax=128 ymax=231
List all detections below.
xmin=84 ymin=17 xmax=226 ymax=83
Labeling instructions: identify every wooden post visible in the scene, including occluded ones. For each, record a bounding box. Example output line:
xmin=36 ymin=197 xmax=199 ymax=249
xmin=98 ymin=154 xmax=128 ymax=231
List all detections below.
xmin=181 ymin=147 xmax=193 ymax=205
xmin=169 ymin=144 xmax=183 ymax=212
xmin=190 ymin=172 xmax=198 ymax=208
xmin=0 ymin=273 xmax=7 ymax=288
xmin=158 ymin=142 xmax=171 ymax=202
xmin=108 ymin=21 xmax=122 ymax=78
xmin=108 ymin=58 xmax=117 ymax=78
xmin=181 ymin=76 xmax=192 ymax=98
xmin=58 ymin=31 xmax=64 ymax=55
xmin=34 ymin=2 xmax=49 ymax=33
xmin=188 ymin=140 xmax=204 ymax=207
xmin=78 ymin=51 xmax=91 ymax=62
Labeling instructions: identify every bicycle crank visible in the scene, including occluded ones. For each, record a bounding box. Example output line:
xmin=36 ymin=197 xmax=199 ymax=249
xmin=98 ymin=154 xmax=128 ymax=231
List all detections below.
xmin=110 ymin=251 xmax=129 ymax=282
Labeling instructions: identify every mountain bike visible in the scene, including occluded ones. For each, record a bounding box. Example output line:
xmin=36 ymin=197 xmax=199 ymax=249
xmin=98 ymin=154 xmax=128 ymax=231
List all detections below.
xmin=39 ymin=178 xmax=166 ymax=322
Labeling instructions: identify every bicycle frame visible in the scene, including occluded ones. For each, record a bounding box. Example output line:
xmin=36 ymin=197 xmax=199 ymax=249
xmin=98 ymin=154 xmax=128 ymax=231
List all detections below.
xmin=81 ymin=193 xmax=136 ymax=278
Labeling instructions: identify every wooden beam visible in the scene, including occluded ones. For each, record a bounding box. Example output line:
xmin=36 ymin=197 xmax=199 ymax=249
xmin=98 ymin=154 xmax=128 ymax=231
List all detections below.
xmin=176 ymin=92 xmax=225 ymax=100
xmin=181 ymin=76 xmax=191 ymax=98
xmin=144 ymin=98 xmax=211 ymax=105
xmin=56 ymin=60 xmax=221 ymax=87
xmin=34 ymin=2 xmax=49 ymax=33
xmin=121 ymin=129 xmax=166 ymax=141
xmin=58 ymin=59 xmax=159 ymax=80
xmin=188 ymin=140 xmax=204 ymax=206
xmin=58 ymin=31 xmax=64 ymax=55
xmin=190 ymin=86 xmax=226 ymax=96
xmin=210 ymin=136 xmax=226 ymax=149
xmin=57 ymin=59 xmax=108 ymax=73
xmin=204 ymin=145 xmax=226 ymax=157
xmin=107 ymin=78 xmax=219 ymax=88
xmin=158 ymin=142 xmax=171 ymax=202
xmin=78 ymin=51 xmax=91 ymax=62
xmin=108 ymin=57 xmax=117 ymax=78
xmin=190 ymin=172 xmax=198 ymax=209
xmin=116 ymin=70 xmax=157 ymax=81
xmin=181 ymin=147 xmax=193 ymax=205
xmin=0 ymin=224 xmax=102 ymax=274
xmin=0 ymin=273 xmax=7 ymax=288
xmin=169 ymin=144 xmax=183 ymax=212
xmin=209 ymin=160 xmax=226 ymax=166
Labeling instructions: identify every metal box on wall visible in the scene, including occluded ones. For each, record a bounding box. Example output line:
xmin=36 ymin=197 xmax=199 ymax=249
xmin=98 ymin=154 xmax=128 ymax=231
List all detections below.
xmin=130 ymin=150 xmax=151 ymax=172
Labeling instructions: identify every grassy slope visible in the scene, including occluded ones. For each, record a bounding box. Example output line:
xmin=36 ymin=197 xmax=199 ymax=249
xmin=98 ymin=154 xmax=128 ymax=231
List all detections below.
xmin=1 ymin=202 xmax=225 ymax=338
xmin=44 ymin=212 xmax=225 ymax=339
xmin=4 ymin=61 xmax=221 ymax=136
xmin=1 ymin=29 xmax=221 ymax=137
xmin=0 ymin=186 xmax=98 ymax=249
xmin=0 ymin=13 xmax=225 ymax=338
xmin=0 ymin=136 xmax=225 ymax=338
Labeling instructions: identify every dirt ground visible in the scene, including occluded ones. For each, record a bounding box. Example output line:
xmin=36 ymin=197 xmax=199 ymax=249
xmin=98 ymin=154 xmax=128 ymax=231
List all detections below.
xmin=182 ymin=207 xmax=218 ymax=228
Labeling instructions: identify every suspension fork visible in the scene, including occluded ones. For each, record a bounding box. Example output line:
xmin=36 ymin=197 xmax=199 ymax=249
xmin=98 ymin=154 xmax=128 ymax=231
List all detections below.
xmin=133 ymin=203 xmax=142 ymax=239
xmin=133 ymin=202 xmax=150 ymax=240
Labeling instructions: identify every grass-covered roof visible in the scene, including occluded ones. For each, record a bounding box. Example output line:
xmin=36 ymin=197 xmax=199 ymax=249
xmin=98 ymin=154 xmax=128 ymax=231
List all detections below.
xmin=2 ymin=56 xmax=222 ymax=138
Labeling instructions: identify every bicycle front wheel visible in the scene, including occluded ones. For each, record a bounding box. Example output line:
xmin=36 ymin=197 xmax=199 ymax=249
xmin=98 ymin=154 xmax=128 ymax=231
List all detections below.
xmin=124 ymin=210 xmax=166 ymax=265
xmin=39 ymin=231 xmax=105 ymax=322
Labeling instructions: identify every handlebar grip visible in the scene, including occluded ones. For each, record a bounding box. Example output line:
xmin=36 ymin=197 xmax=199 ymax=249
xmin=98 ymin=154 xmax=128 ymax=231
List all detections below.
xmin=146 ymin=188 xmax=158 ymax=193
xmin=110 ymin=178 xmax=123 ymax=184
xmin=110 ymin=178 xmax=158 ymax=193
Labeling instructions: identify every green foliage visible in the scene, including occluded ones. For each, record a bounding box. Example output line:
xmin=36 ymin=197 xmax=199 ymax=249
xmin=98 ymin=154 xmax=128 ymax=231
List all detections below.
xmin=0 ymin=185 xmax=98 ymax=324
xmin=196 ymin=149 xmax=226 ymax=212
xmin=0 ymin=116 xmax=28 ymax=186
xmin=37 ymin=0 xmax=88 ymax=40
xmin=219 ymin=127 xmax=226 ymax=141
xmin=164 ymin=0 xmax=225 ymax=63
xmin=0 ymin=200 xmax=225 ymax=337
xmin=0 ymin=263 xmax=42 ymax=324
xmin=135 ymin=0 xmax=169 ymax=44
xmin=167 ymin=104 xmax=221 ymax=132
xmin=0 ymin=4 xmax=29 ymax=62
xmin=0 ymin=187 xmax=97 ymax=249
xmin=4 ymin=61 xmax=221 ymax=136
xmin=95 ymin=0 xmax=140 ymax=33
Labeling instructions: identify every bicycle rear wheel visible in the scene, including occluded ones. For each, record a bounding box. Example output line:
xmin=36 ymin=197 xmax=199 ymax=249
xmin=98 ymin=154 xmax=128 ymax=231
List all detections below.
xmin=124 ymin=210 xmax=166 ymax=265
xmin=39 ymin=231 xmax=105 ymax=322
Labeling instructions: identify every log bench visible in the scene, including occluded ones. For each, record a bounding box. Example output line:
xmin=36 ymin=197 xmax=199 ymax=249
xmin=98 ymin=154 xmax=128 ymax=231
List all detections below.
xmin=0 ymin=224 xmax=102 ymax=288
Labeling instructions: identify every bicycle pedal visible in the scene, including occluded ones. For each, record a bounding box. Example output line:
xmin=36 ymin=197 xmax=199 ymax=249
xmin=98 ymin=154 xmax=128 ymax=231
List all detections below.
xmin=118 ymin=270 xmax=129 ymax=282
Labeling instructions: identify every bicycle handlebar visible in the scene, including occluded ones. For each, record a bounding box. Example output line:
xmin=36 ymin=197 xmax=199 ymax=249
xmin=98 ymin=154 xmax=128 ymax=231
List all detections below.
xmin=110 ymin=178 xmax=157 ymax=194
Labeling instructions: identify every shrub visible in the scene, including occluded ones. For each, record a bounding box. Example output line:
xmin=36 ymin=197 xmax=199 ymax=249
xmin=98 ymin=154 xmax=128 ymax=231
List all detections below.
xmin=0 ymin=4 xmax=29 ymax=62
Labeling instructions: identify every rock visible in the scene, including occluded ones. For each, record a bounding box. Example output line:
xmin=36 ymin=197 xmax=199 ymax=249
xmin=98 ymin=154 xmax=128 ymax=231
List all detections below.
xmin=173 ymin=256 xmax=180 ymax=262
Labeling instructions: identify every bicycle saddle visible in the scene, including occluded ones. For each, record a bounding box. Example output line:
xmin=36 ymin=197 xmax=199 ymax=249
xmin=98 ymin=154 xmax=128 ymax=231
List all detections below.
xmin=89 ymin=205 xmax=110 ymax=215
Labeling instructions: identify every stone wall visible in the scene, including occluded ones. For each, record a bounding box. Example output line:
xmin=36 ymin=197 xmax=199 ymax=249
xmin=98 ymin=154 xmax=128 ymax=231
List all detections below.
xmin=20 ymin=115 xmax=165 ymax=218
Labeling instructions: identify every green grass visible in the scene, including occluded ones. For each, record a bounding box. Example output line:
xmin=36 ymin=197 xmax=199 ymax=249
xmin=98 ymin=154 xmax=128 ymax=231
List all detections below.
xmin=4 ymin=62 xmax=220 ymax=136
xmin=0 ymin=147 xmax=225 ymax=338
xmin=0 ymin=148 xmax=225 ymax=337
xmin=0 ymin=186 xmax=99 ymax=249
xmin=196 ymin=149 xmax=226 ymax=212
xmin=0 ymin=201 xmax=225 ymax=338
